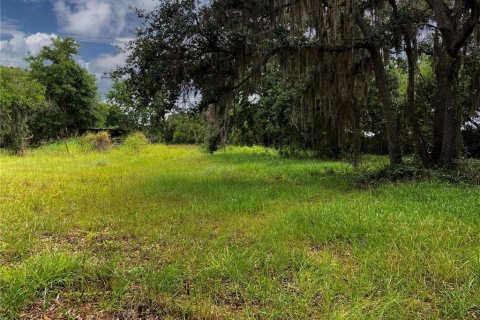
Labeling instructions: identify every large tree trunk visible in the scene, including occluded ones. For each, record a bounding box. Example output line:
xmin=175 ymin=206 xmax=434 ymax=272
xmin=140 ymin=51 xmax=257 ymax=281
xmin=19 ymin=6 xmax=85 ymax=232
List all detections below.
xmin=325 ymin=117 xmax=341 ymax=159
xmin=351 ymin=107 xmax=362 ymax=169
xmin=356 ymin=12 xmax=403 ymax=165
xmin=11 ymin=106 xmax=26 ymax=155
xmin=431 ymin=34 xmax=446 ymax=164
xmin=431 ymin=50 xmax=462 ymax=168
xmin=404 ymin=35 xmax=430 ymax=167
xmin=431 ymin=105 xmax=445 ymax=164
xmin=387 ymin=0 xmax=428 ymax=166
xmin=432 ymin=47 xmax=463 ymax=168
xmin=438 ymin=56 xmax=461 ymax=167
xmin=205 ymin=103 xmax=221 ymax=153
xmin=425 ymin=0 xmax=480 ymax=168
xmin=369 ymin=47 xmax=403 ymax=165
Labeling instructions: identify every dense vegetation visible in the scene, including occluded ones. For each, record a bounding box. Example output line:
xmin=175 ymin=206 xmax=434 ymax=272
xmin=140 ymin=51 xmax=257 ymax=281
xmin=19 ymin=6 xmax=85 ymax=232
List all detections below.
xmin=1 ymin=144 xmax=479 ymax=319
xmin=0 ymin=0 xmax=479 ymax=318
xmin=2 ymin=0 xmax=480 ymax=167
xmin=0 ymin=38 xmax=101 ymax=152
xmin=0 ymin=66 xmax=46 ymax=154
xmin=114 ymin=0 xmax=480 ymax=168
xmin=26 ymin=37 xmax=101 ymax=142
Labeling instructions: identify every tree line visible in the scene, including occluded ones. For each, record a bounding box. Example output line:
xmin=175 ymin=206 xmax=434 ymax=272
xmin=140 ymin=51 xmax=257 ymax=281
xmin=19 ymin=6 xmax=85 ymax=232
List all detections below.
xmin=0 ymin=36 xmax=202 ymax=153
xmin=1 ymin=38 xmax=101 ymax=154
xmin=1 ymin=0 xmax=479 ymax=170
xmin=112 ymin=0 xmax=480 ymax=168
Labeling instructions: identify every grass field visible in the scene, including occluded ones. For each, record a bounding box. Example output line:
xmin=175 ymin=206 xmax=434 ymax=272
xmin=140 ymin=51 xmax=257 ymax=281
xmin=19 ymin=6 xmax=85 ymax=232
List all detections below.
xmin=1 ymin=142 xmax=479 ymax=319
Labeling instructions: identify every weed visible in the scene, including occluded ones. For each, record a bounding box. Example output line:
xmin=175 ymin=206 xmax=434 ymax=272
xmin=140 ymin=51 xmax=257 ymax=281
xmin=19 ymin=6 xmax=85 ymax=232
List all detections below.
xmin=79 ymin=132 xmax=112 ymax=152
xmin=123 ymin=132 xmax=149 ymax=152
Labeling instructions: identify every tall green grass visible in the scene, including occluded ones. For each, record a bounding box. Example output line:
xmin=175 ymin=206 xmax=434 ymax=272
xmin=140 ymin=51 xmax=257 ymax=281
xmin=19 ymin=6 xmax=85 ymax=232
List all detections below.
xmin=0 ymin=144 xmax=479 ymax=319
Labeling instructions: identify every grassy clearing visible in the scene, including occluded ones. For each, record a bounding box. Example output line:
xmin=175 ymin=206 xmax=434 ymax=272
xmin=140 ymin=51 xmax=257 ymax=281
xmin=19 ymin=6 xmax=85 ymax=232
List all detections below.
xmin=0 ymin=143 xmax=479 ymax=319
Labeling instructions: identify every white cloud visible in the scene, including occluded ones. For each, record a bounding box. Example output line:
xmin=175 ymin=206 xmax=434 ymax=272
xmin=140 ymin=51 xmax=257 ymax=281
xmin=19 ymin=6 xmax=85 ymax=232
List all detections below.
xmin=53 ymin=0 xmax=157 ymax=39
xmin=85 ymin=35 xmax=132 ymax=97
xmin=0 ymin=32 xmax=57 ymax=67
xmin=90 ymin=51 xmax=128 ymax=72
xmin=54 ymin=0 xmax=123 ymax=38
xmin=88 ymin=50 xmax=129 ymax=97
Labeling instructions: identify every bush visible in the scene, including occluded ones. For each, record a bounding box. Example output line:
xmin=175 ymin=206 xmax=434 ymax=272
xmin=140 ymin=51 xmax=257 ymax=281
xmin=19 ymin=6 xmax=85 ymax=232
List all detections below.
xmin=79 ymin=133 xmax=95 ymax=151
xmin=353 ymin=162 xmax=427 ymax=187
xmin=439 ymin=159 xmax=480 ymax=184
xmin=163 ymin=113 xmax=205 ymax=145
xmin=123 ymin=132 xmax=149 ymax=151
xmin=353 ymin=159 xmax=480 ymax=188
xmin=79 ymin=131 xmax=111 ymax=152
xmin=204 ymin=127 xmax=221 ymax=153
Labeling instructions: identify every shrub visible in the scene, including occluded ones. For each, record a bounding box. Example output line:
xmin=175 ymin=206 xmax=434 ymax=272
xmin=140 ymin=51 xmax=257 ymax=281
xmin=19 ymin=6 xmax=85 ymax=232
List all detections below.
xmin=204 ymin=127 xmax=221 ymax=153
xmin=439 ymin=159 xmax=480 ymax=184
xmin=94 ymin=132 xmax=112 ymax=151
xmin=352 ymin=159 xmax=480 ymax=188
xmin=79 ymin=131 xmax=111 ymax=152
xmin=79 ymin=133 xmax=95 ymax=151
xmin=123 ymin=132 xmax=149 ymax=151
xmin=353 ymin=162 xmax=427 ymax=187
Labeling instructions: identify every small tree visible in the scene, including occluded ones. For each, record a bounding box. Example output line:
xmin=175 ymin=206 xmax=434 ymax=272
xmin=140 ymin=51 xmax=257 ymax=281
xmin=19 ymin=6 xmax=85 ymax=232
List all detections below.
xmin=0 ymin=66 xmax=46 ymax=154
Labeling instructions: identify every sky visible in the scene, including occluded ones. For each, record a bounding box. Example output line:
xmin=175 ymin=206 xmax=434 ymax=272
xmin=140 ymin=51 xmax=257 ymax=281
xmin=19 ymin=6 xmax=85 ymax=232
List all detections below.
xmin=0 ymin=0 xmax=158 ymax=97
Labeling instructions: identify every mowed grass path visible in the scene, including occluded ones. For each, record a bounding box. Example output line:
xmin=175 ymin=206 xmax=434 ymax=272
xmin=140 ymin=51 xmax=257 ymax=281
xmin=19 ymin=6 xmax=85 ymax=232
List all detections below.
xmin=1 ymin=144 xmax=479 ymax=319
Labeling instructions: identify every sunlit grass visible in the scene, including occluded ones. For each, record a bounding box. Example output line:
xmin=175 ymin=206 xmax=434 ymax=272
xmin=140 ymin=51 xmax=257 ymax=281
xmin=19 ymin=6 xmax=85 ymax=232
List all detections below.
xmin=1 ymin=143 xmax=479 ymax=319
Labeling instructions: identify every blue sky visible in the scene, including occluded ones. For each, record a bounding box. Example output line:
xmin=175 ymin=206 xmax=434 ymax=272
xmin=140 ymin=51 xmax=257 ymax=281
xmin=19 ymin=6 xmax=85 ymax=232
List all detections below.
xmin=1 ymin=0 xmax=157 ymax=96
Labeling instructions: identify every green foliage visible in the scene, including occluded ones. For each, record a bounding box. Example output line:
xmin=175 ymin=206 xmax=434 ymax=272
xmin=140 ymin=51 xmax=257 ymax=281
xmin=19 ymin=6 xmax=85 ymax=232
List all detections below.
xmin=79 ymin=131 xmax=112 ymax=152
xmin=437 ymin=159 xmax=480 ymax=184
xmin=92 ymin=101 xmax=112 ymax=128
xmin=353 ymin=158 xmax=480 ymax=187
xmin=415 ymin=55 xmax=437 ymax=142
xmin=353 ymin=162 xmax=427 ymax=187
xmin=26 ymin=37 xmax=99 ymax=142
xmin=204 ymin=125 xmax=221 ymax=153
xmin=0 ymin=253 xmax=83 ymax=317
xmin=123 ymin=132 xmax=149 ymax=151
xmin=362 ymin=61 xmax=411 ymax=155
xmin=229 ymin=69 xmax=304 ymax=150
xmin=106 ymin=80 xmax=142 ymax=130
xmin=106 ymin=79 xmax=169 ymax=137
xmin=0 ymin=66 xmax=46 ymax=154
xmin=163 ymin=113 xmax=205 ymax=145
xmin=111 ymin=0 xmax=205 ymax=112
xmin=0 ymin=67 xmax=46 ymax=109
xmin=79 ymin=133 xmax=95 ymax=151
xmin=0 ymin=252 xmax=116 ymax=318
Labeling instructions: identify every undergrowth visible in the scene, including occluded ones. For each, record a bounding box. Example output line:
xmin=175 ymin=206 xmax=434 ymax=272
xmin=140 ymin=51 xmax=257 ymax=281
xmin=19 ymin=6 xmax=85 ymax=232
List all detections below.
xmin=353 ymin=159 xmax=480 ymax=187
